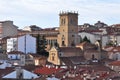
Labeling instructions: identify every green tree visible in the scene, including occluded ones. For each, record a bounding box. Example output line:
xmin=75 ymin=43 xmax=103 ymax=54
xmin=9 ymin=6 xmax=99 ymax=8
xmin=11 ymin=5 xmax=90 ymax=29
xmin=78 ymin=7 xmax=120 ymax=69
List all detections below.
xmin=54 ymin=42 xmax=59 ymax=49
xmin=82 ymin=36 xmax=91 ymax=43
xmin=36 ymin=34 xmax=49 ymax=57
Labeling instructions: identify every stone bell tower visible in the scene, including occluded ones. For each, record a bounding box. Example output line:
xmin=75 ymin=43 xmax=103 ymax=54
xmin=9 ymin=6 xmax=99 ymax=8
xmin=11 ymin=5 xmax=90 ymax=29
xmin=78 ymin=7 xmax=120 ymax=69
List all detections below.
xmin=58 ymin=11 xmax=79 ymax=47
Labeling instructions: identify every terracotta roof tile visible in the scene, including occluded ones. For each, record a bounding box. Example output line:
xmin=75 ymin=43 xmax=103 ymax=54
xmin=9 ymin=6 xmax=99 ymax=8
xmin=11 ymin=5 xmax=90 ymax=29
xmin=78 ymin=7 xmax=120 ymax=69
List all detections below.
xmin=0 ymin=67 xmax=14 ymax=79
xmin=109 ymin=61 xmax=120 ymax=66
xmin=34 ymin=67 xmax=63 ymax=75
xmin=28 ymin=53 xmax=41 ymax=57
xmin=84 ymin=49 xmax=99 ymax=53
xmin=60 ymin=47 xmax=82 ymax=53
xmin=8 ymin=51 xmax=25 ymax=54
xmin=76 ymin=42 xmax=96 ymax=50
xmin=108 ymin=46 xmax=120 ymax=52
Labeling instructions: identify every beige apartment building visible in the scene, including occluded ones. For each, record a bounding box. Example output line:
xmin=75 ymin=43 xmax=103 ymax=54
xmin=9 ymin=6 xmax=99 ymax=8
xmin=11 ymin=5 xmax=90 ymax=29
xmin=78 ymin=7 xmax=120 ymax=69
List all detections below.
xmin=0 ymin=20 xmax=18 ymax=38
xmin=0 ymin=21 xmax=18 ymax=52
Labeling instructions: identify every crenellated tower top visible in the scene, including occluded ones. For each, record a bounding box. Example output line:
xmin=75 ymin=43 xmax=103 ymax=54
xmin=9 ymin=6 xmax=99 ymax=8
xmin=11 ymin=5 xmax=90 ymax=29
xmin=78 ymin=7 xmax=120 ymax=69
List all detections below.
xmin=59 ymin=11 xmax=78 ymax=16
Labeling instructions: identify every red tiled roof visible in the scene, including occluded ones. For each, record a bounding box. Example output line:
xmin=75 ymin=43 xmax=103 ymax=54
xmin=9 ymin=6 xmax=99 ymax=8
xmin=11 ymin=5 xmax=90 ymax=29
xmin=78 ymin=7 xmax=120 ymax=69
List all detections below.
xmin=34 ymin=67 xmax=63 ymax=75
xmin=112 ymin=24 xmax=120 ymax=27
xmin=60 ymin=47 xmax=82 ymax=53
xmin=84 ymin=49 xmax=99 ymax=53
xmin=109 ymin=61 xmax=120 ymax=66
xmin=0 ymin=67 xmax=14 ymax=79
xmin=28 ymin=53 xmax=41 ymax=57
xmin=76 ymin=42 xmax=96 ymax=49
xmin=8 ymin=51 xmax=25 ymax=54
xmin=108 ymin=46 xmax=120 ymax=52
xmin=103 ymin=46 xmax=113 ymax=49
xmin=80 ymin=30 xmax=103 ymax=33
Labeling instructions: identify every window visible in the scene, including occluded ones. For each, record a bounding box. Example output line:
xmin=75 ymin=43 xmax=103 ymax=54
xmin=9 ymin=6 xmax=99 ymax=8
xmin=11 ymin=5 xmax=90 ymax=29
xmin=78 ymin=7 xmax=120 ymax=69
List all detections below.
xmin=92 ymin=54 xmax=95 ymax=60
xmin=52 ymin=53 xmax=55 ymax=61
xmin=71 ymin=41 xmax=75 ymax=46
xmin=72 ymin=35 xmax=74 ymax=37
xmin=10 ymin=56 xmax=12 ymax=59
xmin=16 ymin=56 xmax=18 ymax=59
xmin=61 ymin=18 xmax=66 ymax=25
xmin=70 ymin=19 xmax=73 ymax=24
xmin=59 ymin=52 xmax=63 ymax=57
xmin=62 ymin=35 xmax=65 ymax=40
xmin=62 ymin=41 xmax=65 ymax=46
xmin=61 ymin=19 xmax=63 ymax=25
xmin=63 ymin=18 xmax=66 ymax=25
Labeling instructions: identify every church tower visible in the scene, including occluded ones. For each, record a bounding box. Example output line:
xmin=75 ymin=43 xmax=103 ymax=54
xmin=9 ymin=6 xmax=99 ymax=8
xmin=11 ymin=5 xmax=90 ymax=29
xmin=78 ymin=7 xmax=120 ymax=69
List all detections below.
xmin=58 ymin=11 xmax=79 ymax=47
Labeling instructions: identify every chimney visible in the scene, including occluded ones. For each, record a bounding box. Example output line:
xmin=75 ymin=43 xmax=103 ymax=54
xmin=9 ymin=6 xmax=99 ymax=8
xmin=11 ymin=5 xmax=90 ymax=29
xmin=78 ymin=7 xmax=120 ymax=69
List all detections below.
xmin=16 ymin=67 xmax=23 ymax=79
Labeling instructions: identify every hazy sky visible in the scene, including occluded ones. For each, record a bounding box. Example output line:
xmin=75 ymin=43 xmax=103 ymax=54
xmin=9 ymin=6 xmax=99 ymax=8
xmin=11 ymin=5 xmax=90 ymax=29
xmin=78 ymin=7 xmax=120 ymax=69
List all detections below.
xmin=0 ymin=0 xmax=120 ymax=29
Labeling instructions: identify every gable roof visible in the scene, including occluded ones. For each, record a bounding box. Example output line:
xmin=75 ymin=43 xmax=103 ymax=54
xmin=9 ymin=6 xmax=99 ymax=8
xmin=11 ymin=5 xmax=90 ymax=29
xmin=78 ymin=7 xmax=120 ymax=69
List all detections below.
xmin=59 ymin=47 xmax=82 ymax=53
xmin=49 ymin=46 xmax=58 ymax=52
xmin=28 ymin=53 xmax=41 ymax=58
xmin=46 ymin=76 xmax=60 ymax=80
xmin=0 ymin=62 xmax=12 ymax=69
xmin=76 ymin=42 xmax=96 ymax=50
xmin=109 ymin=46 xmax=120 ymax=52
xmin=109 ymin=61 xmax=120 ymax=66
xmin=60 ymin=56 xmax=85 ymax=66
xmin=8 ymin=51 xmax=25 ymax=55
xmin=2 ymin=69 xmax=39 ymax=79
xmin=0 ymin=67 xmax=14 ymax=79
xmin=34 ymin=66 xmax=62 ymax=75
xmin=104 ymin=46 xmax=120 ymax=53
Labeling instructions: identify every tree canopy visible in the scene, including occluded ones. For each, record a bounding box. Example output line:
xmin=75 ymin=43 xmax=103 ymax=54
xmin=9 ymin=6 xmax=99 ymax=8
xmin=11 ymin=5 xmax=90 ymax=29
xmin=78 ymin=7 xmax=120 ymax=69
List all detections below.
xmin=82 ymin=36 xmax=91 ymax=43
xmin=36 ymin=34 xmax=49 ymax=57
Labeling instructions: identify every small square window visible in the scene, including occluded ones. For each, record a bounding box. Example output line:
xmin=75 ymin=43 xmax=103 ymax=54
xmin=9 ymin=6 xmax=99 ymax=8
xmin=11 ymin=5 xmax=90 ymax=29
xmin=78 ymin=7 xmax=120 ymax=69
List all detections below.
xmin=72 ymin=35 xmax=74 ymax=37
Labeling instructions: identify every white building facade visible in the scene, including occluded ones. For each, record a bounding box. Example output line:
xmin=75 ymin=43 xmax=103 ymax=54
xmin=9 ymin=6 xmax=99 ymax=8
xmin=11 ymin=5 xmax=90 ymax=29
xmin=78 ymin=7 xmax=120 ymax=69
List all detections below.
xmin=116 ymin=35 xmax=120 ymax=46
xmin=7 ymin=38 xmax=17 ymax=52
xmin=18 ymin=34 xmax=36 ymax=53
xmin=7 ymin=34 xmax=36 ymax=53
xmin=78 ymin=32 xmax=109 ymax=47
xmin=7 ymin=51 xmax=25 ymax=66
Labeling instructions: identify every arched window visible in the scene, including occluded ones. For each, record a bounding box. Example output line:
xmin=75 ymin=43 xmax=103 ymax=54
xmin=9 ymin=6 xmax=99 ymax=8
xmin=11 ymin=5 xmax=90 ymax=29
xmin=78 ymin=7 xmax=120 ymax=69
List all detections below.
xmin=61 ymin=19 xmax=63 ymax=25
xmin=71 ymin=40 xmax=75 ymax=46
xmin=62 ymin=41 xmax=65 ymax=46
xmin=63 ymin=18 xmax=66 ymax=25
xmin=52 ymin=53 xmax=55 ymax=61
xmin=92 ymin=54 xmax=95 ymax=60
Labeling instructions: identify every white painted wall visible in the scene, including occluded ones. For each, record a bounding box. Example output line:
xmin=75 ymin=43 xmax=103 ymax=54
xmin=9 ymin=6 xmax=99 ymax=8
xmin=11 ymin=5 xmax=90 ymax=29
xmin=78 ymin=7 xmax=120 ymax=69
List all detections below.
xmin=102 ymin=36 xmax=109 ymax=47
xmin=8 ymin=54 xmax=21 ymax=60
xmin=78 ymin=32 xmax=109 ymax=47
xmin=79 ymin=32 xmax=96 ymax=44
xmin=7 ymin=38 xmax=17 ymax=52
xmin=8 ymin=53 xmax=25 ymax=66
xmin=116 ymin=35 xmax=120 ymax=46
xmin=18 ymin=34 xmax=36 ymax=53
